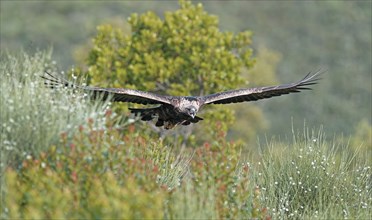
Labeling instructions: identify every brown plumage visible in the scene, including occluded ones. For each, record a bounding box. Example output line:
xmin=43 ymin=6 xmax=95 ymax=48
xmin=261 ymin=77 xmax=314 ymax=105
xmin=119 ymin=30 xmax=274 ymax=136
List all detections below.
xmin=42 ymin=70 xmax=323 ymax=129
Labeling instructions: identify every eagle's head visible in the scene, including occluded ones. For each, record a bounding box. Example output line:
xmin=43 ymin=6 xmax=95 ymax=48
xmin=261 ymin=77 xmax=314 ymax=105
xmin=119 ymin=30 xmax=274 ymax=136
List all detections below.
xmin=185 ymin=106 xmax=197 ymax=118
xmin=179 ymin=97 xmax=201 ymax=118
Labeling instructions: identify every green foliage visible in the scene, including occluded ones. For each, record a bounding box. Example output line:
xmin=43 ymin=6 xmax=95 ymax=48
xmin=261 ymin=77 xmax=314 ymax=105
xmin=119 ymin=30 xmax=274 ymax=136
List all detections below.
xmin=2 ymin=0 xmax=371 ymax=217
xmin=256 ymin=129 xmax=372 ymax=219
xmin=3 ymin=113 xmax=171 ymax=219
xmin=188 ymin=123 xmax=268 ymax=219
xmin=1 ymin=51 xmax=370 ymax=218
xmin=4 ymin=155 xmax=165 ymax=219
xmin=86 ymin=0 xmax=255 ymax=137
xmin=2 ymin=107 xmax=263 ymax=219
xmin=0 ymin=51 xmax=112 ymax=175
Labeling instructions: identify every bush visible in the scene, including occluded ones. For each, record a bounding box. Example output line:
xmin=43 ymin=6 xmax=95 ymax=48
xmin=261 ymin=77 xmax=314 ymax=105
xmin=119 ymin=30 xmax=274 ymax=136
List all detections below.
xmin=4 ymin=164 xmax=165 ymax=219
xmin=85 ymin=0 xmax=255 ymax=140
xmin=3 ymin=112 xmax=175 ymax=219
xmin=2 ymin=108 xmax=263 ymax=219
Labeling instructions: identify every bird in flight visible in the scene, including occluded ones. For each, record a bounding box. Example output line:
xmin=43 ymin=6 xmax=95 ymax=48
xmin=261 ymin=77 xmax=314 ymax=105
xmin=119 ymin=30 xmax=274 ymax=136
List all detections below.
xmin=42 ymin=70 xmax=323 ymax=129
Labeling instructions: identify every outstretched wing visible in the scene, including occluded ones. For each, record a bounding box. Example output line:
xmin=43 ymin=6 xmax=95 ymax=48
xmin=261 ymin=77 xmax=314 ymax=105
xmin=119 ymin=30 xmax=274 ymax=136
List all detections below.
xmin=41 ymin=72 xmax=173 ymax=105
xmin=201 ymin=70 xmax=324 ymax=105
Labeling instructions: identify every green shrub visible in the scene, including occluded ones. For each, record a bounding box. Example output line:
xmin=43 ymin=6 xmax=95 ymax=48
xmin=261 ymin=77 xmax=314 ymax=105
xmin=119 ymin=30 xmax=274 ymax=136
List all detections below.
xmin=4 ymin=165 xmax=165 ymax=219
xmin=85 ymin=0 xmax=255 ymax=140
xmin=2 ymin=109 xmax=264 ymax=219
xmin=2 ymin=112 xmax=173 ymax=219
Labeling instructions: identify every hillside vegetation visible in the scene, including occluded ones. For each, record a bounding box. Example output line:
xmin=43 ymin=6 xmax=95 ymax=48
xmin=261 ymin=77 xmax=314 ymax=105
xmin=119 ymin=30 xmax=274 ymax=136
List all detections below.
xmin=1 ymin=51 xmax=370 ymax=219
xmin=1 ymin=1 xmax=371 ymax=219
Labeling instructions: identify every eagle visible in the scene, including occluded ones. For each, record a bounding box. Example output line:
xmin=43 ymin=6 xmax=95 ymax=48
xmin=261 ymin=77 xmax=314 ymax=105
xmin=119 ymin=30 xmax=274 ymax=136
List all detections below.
xmin=42 ymin=70 xmax=323 ymax=129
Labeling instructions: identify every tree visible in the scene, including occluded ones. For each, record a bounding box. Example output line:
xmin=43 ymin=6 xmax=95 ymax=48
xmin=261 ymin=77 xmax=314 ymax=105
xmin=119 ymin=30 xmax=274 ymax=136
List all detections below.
xmin=85 ymin=0 xmax=255 ymax=142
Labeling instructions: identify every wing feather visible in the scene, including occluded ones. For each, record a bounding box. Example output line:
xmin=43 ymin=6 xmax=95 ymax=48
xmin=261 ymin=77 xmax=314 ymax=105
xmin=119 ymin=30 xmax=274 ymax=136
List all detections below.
xmin=41 ymin=72 xmax=172 ymax=105
xmin=201 ymin=70 xmax=324 ymax=105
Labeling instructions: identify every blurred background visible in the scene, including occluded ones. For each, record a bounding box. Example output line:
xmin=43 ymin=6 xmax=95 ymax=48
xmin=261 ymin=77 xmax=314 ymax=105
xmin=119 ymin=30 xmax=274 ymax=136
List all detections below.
xmin=1 ymin=1 xmax=371 ymax=143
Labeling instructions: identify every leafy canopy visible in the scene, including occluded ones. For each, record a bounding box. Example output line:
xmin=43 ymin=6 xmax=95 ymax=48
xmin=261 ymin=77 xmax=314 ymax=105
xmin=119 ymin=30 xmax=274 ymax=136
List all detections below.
xmin=86 ymin=0 xmax=255 ymax=133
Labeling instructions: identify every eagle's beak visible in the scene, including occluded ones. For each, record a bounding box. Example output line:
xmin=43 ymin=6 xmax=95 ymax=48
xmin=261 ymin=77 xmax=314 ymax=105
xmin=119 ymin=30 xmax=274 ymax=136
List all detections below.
xmin=189 ymin=108 xmax=196 ymax=118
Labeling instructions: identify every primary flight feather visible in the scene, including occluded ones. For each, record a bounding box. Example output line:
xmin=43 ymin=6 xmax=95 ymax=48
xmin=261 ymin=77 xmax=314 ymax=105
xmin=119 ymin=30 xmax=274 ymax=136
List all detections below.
xmin=42 ymin=70 xmax=323 ymax=129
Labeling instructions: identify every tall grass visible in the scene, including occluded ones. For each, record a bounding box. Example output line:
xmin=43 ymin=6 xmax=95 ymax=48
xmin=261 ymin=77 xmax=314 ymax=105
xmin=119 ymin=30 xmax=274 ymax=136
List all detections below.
xmin=256 ymin=128 xmax=371 ymax=219
xmin=0 ymin=51 xmax=112 ymax=173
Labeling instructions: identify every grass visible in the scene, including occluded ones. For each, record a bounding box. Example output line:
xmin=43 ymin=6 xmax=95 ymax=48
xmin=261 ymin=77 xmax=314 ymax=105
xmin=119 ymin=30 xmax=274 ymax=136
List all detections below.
xmin=256 ymin=129 xmax=371 ymax=219
xmin=0 ymin=50 xmax=112 ymax=173
xmin=1 ymin=51 xmax=371 ymax=219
